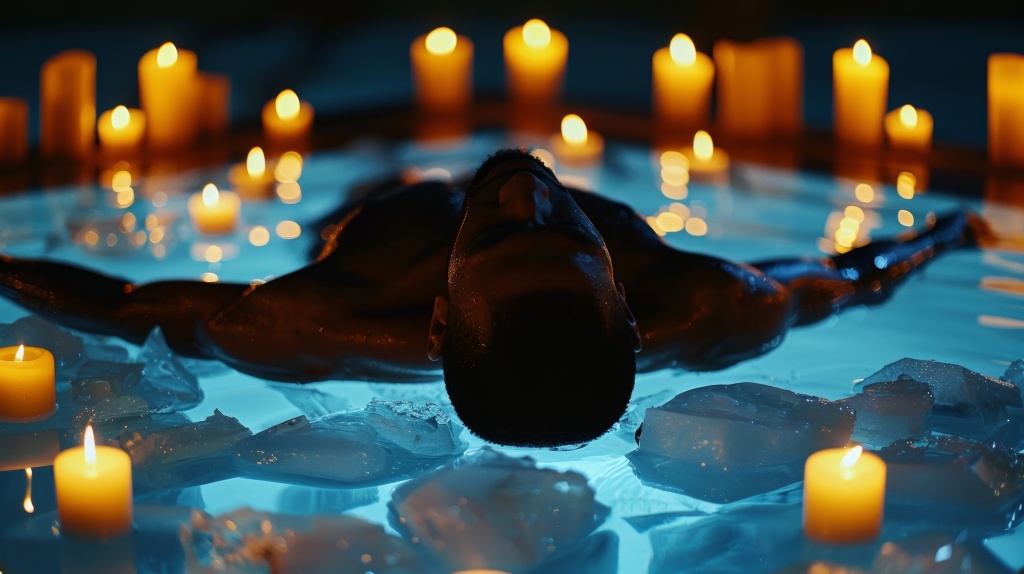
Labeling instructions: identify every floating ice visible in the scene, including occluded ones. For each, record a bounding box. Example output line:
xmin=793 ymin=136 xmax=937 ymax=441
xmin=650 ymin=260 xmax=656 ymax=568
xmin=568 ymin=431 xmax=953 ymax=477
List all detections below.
xmin=134 ymin=327 xmax=204 ymax=411
xmin=271 ymin=383 xmax=351 ymax=418
xmin=233 ymin=399 xmax=467 ymax=487
xmin=838 ymin=379 xmax=934 ymax=448
xmin=628 ymin=382 xmax=855 ymax=503
xmin=387 ymin=447 xmax=610 ymax=573
xmin=181 ymin=507 xmax=423 ymax=574
xmin=856 ymin=358 xmax=1023 ymax=440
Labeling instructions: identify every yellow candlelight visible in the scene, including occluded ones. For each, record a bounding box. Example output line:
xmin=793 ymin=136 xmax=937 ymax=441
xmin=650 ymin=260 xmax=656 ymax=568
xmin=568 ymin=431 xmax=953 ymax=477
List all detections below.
xmin=803 ymin=445 xmax=887 ymax=544
xmin=54 ymin=426 xmax=134 ymax=540
xmin=652 ymin=33 xmax=715 ymax=133
xmin=229 ymin=146 xmax=277 ymax=199
xmin=833 ymin=39 xmax=889 ymax=148
xmin=97 ymin=105 xmax=147 ymax=158
xmin=138 ymin=41 xmax=200 ymax=152
xmin=503 ymin=19 xmax=568 ymax=107
xmin=411 ymin=26 xmax=474 ymax=115
xmin=262 ymin=89 xmax=314 ymax=153
xmin=884 ymin=104 xmax=933 ymax=153
xmin=549 ymin=113 xmax=604 ymax=167
xmin=988 ymin=53 xmax=1024 ymax=167
xmin=188 ymin=183 xmax=241 ymax=235
xmin=0 ymin=345 xmax=56 ymax=421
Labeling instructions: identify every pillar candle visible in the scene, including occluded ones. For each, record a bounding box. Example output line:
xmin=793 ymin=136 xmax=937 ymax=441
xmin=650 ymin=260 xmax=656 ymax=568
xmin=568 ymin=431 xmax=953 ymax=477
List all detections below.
xmin=652 ymin=34 xmax=715 ymax=134
xmin=833 ymin=39 xmax=889 ymax=148
xmin=0 ymin=345 xmax=56 ymax=421
xmin=138 ymin=42 xmax=200 ymax=152
xmin=188 ymin=183 xmax=241 ymax=234
xmin=261 ymin=89 xmax=314 ymax=153
xmin=884 ymin=104 xmax=933 ymax=153
xmin=411 ymin=27 xmax=474 ymax=116
xmin=54 ymin=426 xmax=133 ymax=540
xmin=228 ymin=146 xmax=277 ymax=200
xmin=715 ymin=37 xmax=803 ymax=140
xmin=503 ymin=19 xmax=569 ymax=107
xmin=988 ymin=53 xmax=1024 ymax=168
xmin=40 ymin=49 xmax=96 ymax=160
xmin=0 ymin=97 xmax=29 ymax=163
xmin=549 ymin=113 xmax=604 ymax=167
xmin=803 ymin=445 xmax=886 ymax=544
xmin=198 ymin=72 xmax=231 ymax=139
xmin=97 ymin=105 xmax=147 ymax=159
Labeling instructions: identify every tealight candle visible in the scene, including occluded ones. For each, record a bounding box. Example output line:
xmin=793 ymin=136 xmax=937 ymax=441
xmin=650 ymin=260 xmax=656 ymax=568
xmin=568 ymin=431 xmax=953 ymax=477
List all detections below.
xmin=0 ymin=345 xmax=56 ymax=421
xmin=549 ymin=113 xmax=604 ymax=167
xmin=188 ymin=183 xmax=241 ymax=235
xmin=40 ymin=49 xmax=96 ymax=160
xmin=803 ymin=445 xmax=886 ymax=544
xmin=261 ymin=89 xmax=314 ymax=153
xmin=228 ymin=146 xmax=277 ymax=200
xmin=97 ymin=105 xmax=147 ymax=159
xmin=988 ymin=53 xmax=1024 ymax=168
xmin=714 ymin=37 xmax=803 ymax=140
xmin=833 ymin=39 xmax=889 ymax=148
xmin=0 ymin=97 xmax=29 ymax=163
xmin=54 ymin=426 xmax=133 ymax=540
xmin=683 ymin=130 xmax=730 ymax=182
xmin=411 ymin=26 xmax=474 ymax=116
xmin=652 ymin=33 xmax=715 ymax=134
xmin=138 ymin=42 xmax=200 ymax=152
xmin=884 ymin=104 xmax=933 ymax=153
xmin=503 ymin=19 xmax=569 ymax=107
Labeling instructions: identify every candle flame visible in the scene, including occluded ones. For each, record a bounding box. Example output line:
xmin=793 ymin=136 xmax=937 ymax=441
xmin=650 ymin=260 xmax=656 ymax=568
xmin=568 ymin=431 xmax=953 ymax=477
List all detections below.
xmin=840 ymin=445 xmax=863 ymax=468
xmin=23 ymin=468 xmax=34 ymax=513
xmin=275 ymin=89 xmax=301 ymax=121
xmin=425 ymin=27 xmax=457 ymax=56
xmin=111 ymin=105 xmax=131 ymax=130
xmin=852 ymin=39 xmax=872 ymax=66
xmin=522 ymin=19 xmax=551 ymax=49
xmin=693 ymin=130 xmax=714 ymax=161
xmin=669 ymin=33 xmax=697 ymax=66
xmin=156 ymin=42 xmax=178 ymax=68
xmin=899 ymin=104 xmax=918 ymax=128
xmin=202 ymin=183 xmax=221 ymax=207
xmin=84 ymin=425 xmax=96 ymax=467
xmin=15 ymin=344 xmax=25 ymax=362
xmin=561 ymin=114 xmax=588 ymax=146
xmin=247 ymin=147 xmax=266 ymax=178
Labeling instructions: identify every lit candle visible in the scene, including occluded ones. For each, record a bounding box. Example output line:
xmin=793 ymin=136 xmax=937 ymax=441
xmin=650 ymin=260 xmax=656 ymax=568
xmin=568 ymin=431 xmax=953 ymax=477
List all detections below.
xmin=411 ymin=26 xmax=474 ymax=116
xmin=0 ymin=97 xmax=29 ymax=163
xmin=138 ymin=42 xmax=200 ymax=152
xmin=714 ymin=37 xmax=803 ymax=140
xmin=803 ymin=445 xmax=886 ymax=544
xmin=261 ymin=89 xmax=314 ymax=153
xmin=833 ymin=39 xmax=889 ymax=148
xmin=503 ymin=19 xmax=569 ymax=107
xmin=651 ymin=33 xmax=715 ymax=134
xmin=188 ymin=183 xmax=241 ymax=235
xmin=884 ymin=104 xmax=933 ymax=153
xmin=549 ymin=113 xmax=604 ymax=167
xmin=0 ymin=345 xmax=56 ymax=421
xmin=40 ymin=49 xmax=96 ymax=160
xmin=54 ymin=425 xmax=133 ymax=540
xmin=683 ymin=130 xmax=730 ymax=181
xmin=197 ymin=72 xmax=231 ymax=139
xmin=97 ymin=105 xmax=147 ymax=158
xmin=228 ymin=146 xmax=277 ymax=200
xmin=988 ymin=53 xmax=1024 ymax=168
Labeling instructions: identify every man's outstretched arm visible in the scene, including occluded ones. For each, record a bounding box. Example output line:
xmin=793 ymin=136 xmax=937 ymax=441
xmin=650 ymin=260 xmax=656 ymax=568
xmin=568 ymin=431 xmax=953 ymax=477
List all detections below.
xmin=0 ymin=254 xmax=250 ymax=357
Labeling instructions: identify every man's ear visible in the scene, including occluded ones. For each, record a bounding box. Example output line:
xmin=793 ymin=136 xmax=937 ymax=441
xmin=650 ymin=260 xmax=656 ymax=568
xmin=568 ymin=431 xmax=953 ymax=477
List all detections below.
xmin=427 ymin=295 xmax=449 ymax=361
xmin=617 ymin=282 xmax=642 ymax=352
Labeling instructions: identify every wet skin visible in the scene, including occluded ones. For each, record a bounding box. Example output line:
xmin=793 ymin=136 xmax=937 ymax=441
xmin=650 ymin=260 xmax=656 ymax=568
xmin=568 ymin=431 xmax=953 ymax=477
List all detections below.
xmin=0 ymin=149 xmax=986 ymax=384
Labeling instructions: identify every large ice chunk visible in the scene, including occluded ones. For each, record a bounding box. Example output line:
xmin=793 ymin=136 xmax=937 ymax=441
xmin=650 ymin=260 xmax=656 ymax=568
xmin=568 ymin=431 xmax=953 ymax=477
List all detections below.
xmin=856 ymin=358 xmax=1022 ymax=439
xmin=133 ymin=327 xmax=204 ymax=411
xmin=181 ymin=507 xmax=423 ymax=574
xmin=627 ymin=382 xmax=855 ymax=503
xmin=388 ymin=447 xmax=610 ymax=573
xmin=837 ymin=379 xmax=934 ymax=448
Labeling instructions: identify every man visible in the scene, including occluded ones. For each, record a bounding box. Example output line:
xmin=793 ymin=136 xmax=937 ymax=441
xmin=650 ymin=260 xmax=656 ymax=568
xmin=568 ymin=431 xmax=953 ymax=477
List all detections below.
xmin=0 ymin=148 xmax=989 ymax=446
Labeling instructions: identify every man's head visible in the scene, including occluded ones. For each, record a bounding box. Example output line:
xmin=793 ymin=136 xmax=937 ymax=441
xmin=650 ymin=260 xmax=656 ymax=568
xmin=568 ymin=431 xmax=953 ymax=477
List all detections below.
xmin=427 ymin=148 xmax=641 ymax=447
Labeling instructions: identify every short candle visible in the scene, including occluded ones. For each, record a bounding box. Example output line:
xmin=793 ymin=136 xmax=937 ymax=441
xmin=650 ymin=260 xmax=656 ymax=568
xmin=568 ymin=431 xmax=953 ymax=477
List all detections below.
xmin=803 ymin=445 xmax=887 ymax=544
xmin=683 ymin=130 xmax=730 ymax=181
xmin=261 ymin=89 xmax=314 ymax=152
xmin=54 ymin=426 xmax=133 ymax=540
xmin=228 ymin=146 xmax=277 ymax=200
xmin=884 ymin=104 xmax=933 ymax=153
xmin=188 ymin=183 xmax=241 ymax=235
xmin=0 ymin=345 xmax=56 ymax=421
xmin=549 ymin=113 xmax=604 ymax=167
xmin=97 ymin=105 xmax=147 ymax=158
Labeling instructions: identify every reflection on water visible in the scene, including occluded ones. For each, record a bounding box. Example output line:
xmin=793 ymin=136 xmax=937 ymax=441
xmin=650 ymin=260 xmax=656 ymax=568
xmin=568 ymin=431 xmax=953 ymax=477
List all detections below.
xmin=0 ymin=131 xmax=1022 ymax=573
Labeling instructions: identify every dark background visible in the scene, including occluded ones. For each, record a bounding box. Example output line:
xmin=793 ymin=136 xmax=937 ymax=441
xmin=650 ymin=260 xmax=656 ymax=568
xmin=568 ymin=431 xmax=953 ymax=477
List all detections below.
xmin=2 ymin=1 xmax=1023 ymax=150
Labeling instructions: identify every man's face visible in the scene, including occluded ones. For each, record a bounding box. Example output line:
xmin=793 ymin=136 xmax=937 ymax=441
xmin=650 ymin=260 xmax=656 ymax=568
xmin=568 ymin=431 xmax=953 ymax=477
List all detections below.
xmin=447 ymin=151 xmax=617 ymax=312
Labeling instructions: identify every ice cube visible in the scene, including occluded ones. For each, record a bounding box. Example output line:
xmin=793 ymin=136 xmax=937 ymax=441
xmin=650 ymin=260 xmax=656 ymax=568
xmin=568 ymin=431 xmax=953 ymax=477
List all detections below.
xmin=132 ymin=327 xmax=203 ymax=411
xmin=856 ymin=358 xmax=1023 ymax=439
xmin=343 ymin=398 xmax=463 ymax=457
xmin=628 ymin=382 xmax=855 ymax=503
xmin=70 ymin=360 xmax=143 ymax=405
xmin=838 ymin=379 xmax=934 ymax=448
xmin=387 ymin=447 xmax=610 ymax=573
